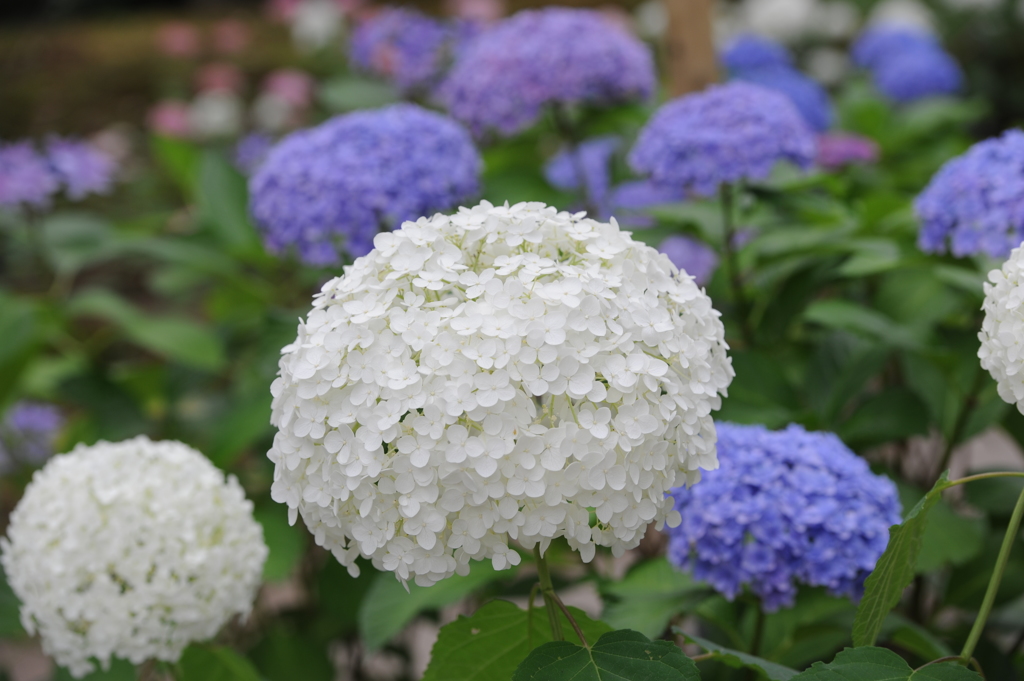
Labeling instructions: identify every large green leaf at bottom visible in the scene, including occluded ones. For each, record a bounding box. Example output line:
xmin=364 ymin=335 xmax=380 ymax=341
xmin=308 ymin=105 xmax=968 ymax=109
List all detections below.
xmin=177 ymin=645 xmax=262 ymax=681
xmin=512 ymin=630 xmax=699 ymax=681
xmin=853 ymin=473 xmax=954 ymax=647
xmin=677 ymin=631 xmax=797 ymax=680
xmin=423 ymin=599 xmax=612 ymax=681
xmin=790 ymin=647 xmax=979 ymax=680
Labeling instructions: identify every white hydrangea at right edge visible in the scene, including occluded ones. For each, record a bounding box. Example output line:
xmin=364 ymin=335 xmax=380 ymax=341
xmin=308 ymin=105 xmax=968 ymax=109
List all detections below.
xmin=980 ymin=244 xmax=1024 ymax=412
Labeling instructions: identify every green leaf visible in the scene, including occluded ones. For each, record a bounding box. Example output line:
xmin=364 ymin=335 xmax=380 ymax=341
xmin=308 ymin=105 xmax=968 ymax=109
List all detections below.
xmin=207 ymin=392 xmax=274 ymax=468
xmin=150 ymin=135 xmax=202 ymax=197
xmin=600 ymin=557 xmax=710 ymax=638
xmin=423 ymin=599 xmax=612 ymax=681
xmin=880 ymin=614 xmax=954 ymax=663
xmin=915 ymin=497 xmax=985 ymax=573
xmin=68 ymin=289 xmax=226 ymax=371
xmin=677 ymin=631 xmax=797 ymax=680
xmin=790 ymin=646 xmax=980 ymax=680
xmin=319 ymin=76 xmax=399 ymax=112
xmin=852 ymin=473 xmax=955 ymax=647
xmin=40 ymin=213 xmax=120 ymax=275
xmin=804 ymin=300 xmax=922 ymax=349
xmin=512 ymin=629 xmax=700 ymax=681
xmin=837 ymin=388 xmax=930 ymax=448
xmin=254 ymin=506 xmax=305 ymax=582
xmin=0 ymin=291 xmax=40 ymax=406
xmin=359 ymin=560 xmax=511 ymax=651
xmin=250 ymin=623 xmax=333 ymax=681
xmin=0 ymin=563 xmax=23 ymax=637
xmin=196 ymin=152 xmax=263 ymax=259
xmin=177 ymin=645 xmax=263 ymax=681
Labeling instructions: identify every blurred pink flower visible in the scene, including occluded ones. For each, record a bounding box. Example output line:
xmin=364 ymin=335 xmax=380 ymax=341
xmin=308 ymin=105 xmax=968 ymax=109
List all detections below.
xmin=816 ymin=133 xmax=880 ymax=169
xmin=444 ymin=0 xmax=504 ymax=23
xmin=213 ymin=19 xmax=250 ymax=54
xmin=263 ymin=69 xmax=315 ymax=108
xmin=196 ymin=63 xmax=245 ymax=94
xmin=147 ymin=101 xmax=191 ymax=138
xmin=156 ymin=22 xmax=201 ymax=58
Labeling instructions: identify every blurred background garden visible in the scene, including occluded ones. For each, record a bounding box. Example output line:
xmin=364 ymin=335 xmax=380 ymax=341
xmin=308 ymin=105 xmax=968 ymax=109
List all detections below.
xmin=6 ymin=0 xmax=1024 ymax=679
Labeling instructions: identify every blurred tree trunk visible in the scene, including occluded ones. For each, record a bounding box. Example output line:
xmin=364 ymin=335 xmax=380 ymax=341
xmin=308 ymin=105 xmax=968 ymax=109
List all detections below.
xmin=664 ymin=0 xmax=718 ymax=97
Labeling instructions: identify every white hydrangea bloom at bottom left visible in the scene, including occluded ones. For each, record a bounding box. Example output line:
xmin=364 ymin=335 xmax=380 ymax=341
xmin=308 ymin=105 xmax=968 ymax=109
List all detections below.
xmin=0 ymin=436 xmax=268 ymax=678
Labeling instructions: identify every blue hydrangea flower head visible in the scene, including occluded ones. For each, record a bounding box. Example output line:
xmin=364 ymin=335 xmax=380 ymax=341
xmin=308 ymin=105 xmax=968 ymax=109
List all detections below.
xmin=915 ymin=129 xmax=1024 ymax=258
xmin=0 ymin=401 xmax=63 ymax=469
xmin=47 ymin=137 xmax=117 ymax=200
xmin=851 ymin=26 xmax=938 ymax=69
xmin=350 ymin=7 xmax=456 ymax=95
xmin=658 ymin=235 xmax=718 ymax=287
xmin=249 ymin=104 xmax=481 ymax=265
xmin=439 ymin=7 xmax=655 ymax=137
xmin=234 ymin=132 xmax=275 ymax=175
xmin=721 ymin=34 xmax=792 ymax=73
xmin=733 ymin=67 xmax=833 ymax=132
xmin=607 ymin=180 xmax=683 ymax=228
xmin=0 ymin=141 xmax=60 ymax=209
xmin=871 ymin=48 xmax=962 ymax=103
xmin=544 ymin=136 xmax=620 ymax=214
xmin=628 ymin=83 xmax=816 ymax=196
xmin=667 ymin=422 xmax=901 ymax=611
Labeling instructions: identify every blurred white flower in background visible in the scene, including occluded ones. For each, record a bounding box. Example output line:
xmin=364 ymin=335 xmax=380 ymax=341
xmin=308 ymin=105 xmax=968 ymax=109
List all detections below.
xmin=808 ymin=1 xmax=859 ymax=39
xmin=868 ymin=0 xmax=937 ymax=32
xmin=188 ymin=91 xmax=244 ymax=139
xmin=741 ymin=0 xmax=817 ymax=42
xmin=633 ymin=0 xmax=669 ymax=40
xmin=1 ymin=437 xmax=267 ymax=678
xmin=292 ymin=0 xmax=346 ymax=52
xmin=806 ymin=47 xmax=850 ymax=85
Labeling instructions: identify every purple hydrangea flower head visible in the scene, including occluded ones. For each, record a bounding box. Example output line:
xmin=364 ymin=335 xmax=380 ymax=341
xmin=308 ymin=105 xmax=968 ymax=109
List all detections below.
xmin=607 ymin=180 xmax=683 ymax=228
xmin=439 ymin=8 xmax=655 ymax=137
xmin=249 ymin=104 xmax=481 ymax=265
xmin=816 ymin=133 xmax=880 ymax=169
xmin=732 ymin=67 xmax=833 ymax=132
xmin=668 ymin=422 xmax=901 ymax=611
xmin=0 ymin=401 xmax=63 ymax=469
xmin=628 ymin=83 xmax=816 ymax=197
xmin=544 ymin=136 xmax=620 ymax=214
xmin=851 ymin=26 xmax=938 ymax=69
xmin=350 ymin=7 xmax=457 ymax=95
xmin=871 ymin=48 xmax=962 ymax=103
xmin=915 ymin=129 xmax=1024 ymax=258
xmin=658 ymin=235 xmax=718 ymax=286
xmin=721 ymin=34 xmax=792 ymax=73
xmin=234 ymin=132 xmax=275 ymax=175
xmin=0 ymin=141 xmax=60 ymax=210
xmin=47 ymin=137 xmax=118 ymax=200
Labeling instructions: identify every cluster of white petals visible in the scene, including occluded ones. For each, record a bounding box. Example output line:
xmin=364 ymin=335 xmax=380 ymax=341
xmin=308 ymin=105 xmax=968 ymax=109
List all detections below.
xmin=981 ymin=244 xmax=1024 ymax=412
xmin=1 ymin=437 xmax=267 ymax=678
xmin=269 ymin=201 xmax=733 ymax=586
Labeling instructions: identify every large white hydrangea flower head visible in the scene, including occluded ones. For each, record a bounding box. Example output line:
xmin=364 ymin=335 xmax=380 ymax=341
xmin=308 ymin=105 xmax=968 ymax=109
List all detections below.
xmin=980 ymin=244 xmax=1024 ymax=411
xmin=269 ymin=201 xmax=734 ymax=586
xmin=0 ymin=436 xmax=268 ymax=678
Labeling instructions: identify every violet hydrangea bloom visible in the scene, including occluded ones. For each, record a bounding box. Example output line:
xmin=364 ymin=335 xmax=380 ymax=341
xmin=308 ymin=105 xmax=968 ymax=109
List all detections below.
xmin=871 ymin=48 xmax=962 ymax=104
xmin=668 ymin=422 xmax=901 ymax=611
xmin=628 ymin=83 xmax=816 ymax=196
xmin=733 ymin=67 xmax=833 ymax=132
xmin=249 ymin=104 xmax=481 ymax=265
xmin=234 ymin=133 xmax=275 ymax=175
xmin=0 ymin=141 xmax=60 ymax=210
xmin=658 ymin=235 xmax=718 ymax=287
xmin=0 ymin=401 xmax=63 ymax=470
xmin=851 ymin=26 xmax=962 ymax=104
xmin=816 ymin=133 xmax=880 ymax=169
xmin=439 ymin=8 xmax=655 ymax=137
xmin=721 ymin=34 xmax=793 ymax=72
xmin=544 ymin=136 xmax=620 ymax=214
xmin=47 ymin=137 xmax=117 ymax=200
xmin=915 ymin=129 xmax=1024 ymax=258
xmin=350 ymin=7 xmax=457 ymax=95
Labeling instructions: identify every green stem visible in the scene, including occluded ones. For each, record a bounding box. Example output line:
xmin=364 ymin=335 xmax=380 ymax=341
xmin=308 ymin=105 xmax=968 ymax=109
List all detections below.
xmin=750 ymin=606 xmax=765 ymax=657
xmin=960 ymin=485 xmax=1024 ymax=662
xmin=534 ymin=545 xmax=564 ymax=642
xmin=720 ymin=183 xmax=753 ymax=347
xmin=936 ymin=370 xmax=985 ymax=481
xmin=947 ymin=471 xmax=1024 ymax=488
